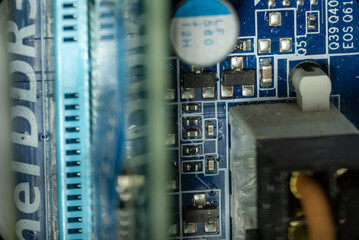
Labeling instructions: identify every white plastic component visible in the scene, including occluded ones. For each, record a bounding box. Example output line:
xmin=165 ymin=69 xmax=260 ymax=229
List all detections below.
xmin=291 ymin=64 xmax=332 ymax=112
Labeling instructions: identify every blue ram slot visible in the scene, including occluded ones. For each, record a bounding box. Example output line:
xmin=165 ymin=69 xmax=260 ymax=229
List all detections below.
xmin=90 ymin=0 xmax=126 ymax=238
xmin=54 ymin=0 xmax=92 ymax=239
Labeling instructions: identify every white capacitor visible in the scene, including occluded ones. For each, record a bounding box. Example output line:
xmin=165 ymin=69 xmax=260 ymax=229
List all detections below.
xmin=170 ymin=0 xmax=239 ymax=67
xmin=291 ymin=62 xmax=332 ymax=112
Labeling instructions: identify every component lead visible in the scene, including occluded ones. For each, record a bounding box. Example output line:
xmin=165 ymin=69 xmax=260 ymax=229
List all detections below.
xmin=268 ymin=0 xmax=276 ymax=7
xmin=282 ymin=0 xmax=290 ymax=6
xmin=311 ymin=0 xmax=318 ymax=5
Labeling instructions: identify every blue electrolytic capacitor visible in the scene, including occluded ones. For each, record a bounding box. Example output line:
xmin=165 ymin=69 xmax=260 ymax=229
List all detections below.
xmin=170 ymin=0 xmax=239 ymax=67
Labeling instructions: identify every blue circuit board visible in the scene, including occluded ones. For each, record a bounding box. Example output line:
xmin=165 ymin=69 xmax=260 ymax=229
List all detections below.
xmin=9 ymin=0 xmax=56 ymax=239
xmin=169 ymin=0 xmax=359 ymax=239
xmin=8 ymin=0 xmax=359 ymax=239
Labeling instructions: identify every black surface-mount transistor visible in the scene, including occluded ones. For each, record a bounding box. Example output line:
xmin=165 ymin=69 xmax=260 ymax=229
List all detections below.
xmin=182 ymin=72 xmax=217 ymax=88
xmin=183 ymin=206 xmax=218 ymax=223
xmin=222 ymin=69 xmax=256 ymax=86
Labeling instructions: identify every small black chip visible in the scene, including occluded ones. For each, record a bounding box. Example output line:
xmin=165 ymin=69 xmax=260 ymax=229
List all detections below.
xmin=183 ymin=206 xmax=218 ymax=223
xmin=222 ymin=69 xmax=256 ymax=86
xmin=308 ymin=14 xmax=317 ymax=30
xmin=234 ymin=39 xmax=251 ymax=52
xmin=182 ymin=72 xmax=216 ymax=88
xmin=183 ymin=104 xmax=200 ymax=112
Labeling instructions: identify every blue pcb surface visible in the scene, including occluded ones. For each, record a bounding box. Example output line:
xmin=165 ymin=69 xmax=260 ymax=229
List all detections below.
xmin=9 ymin=0 xmax=56 ymax=239
xmin=170 ymin=0 xmax=359 ymax=239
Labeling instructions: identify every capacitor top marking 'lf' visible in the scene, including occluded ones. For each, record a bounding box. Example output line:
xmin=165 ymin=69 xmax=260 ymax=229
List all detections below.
xmin=170 ymin=0 xmax=239 ymax=67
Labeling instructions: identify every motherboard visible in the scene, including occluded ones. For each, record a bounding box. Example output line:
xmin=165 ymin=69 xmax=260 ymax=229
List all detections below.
xmin=5 ymin=0 xmax=359 ymax=239
xmin=168 ymin=0 xmax=359 ymax=239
